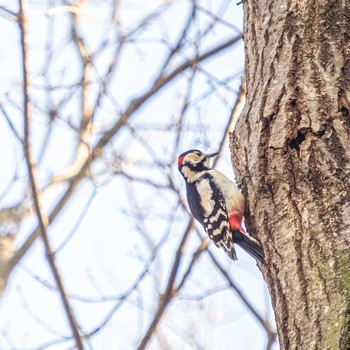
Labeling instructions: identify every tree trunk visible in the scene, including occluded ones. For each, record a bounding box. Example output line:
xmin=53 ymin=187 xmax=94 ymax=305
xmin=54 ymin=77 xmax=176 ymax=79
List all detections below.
xmin=231 ymin=1 xmax=350 ymax=349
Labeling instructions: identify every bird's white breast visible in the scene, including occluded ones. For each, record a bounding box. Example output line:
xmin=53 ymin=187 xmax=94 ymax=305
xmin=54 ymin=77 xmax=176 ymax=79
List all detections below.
xmin=195 ymin=178 xmax=215 ymax=216
xmin=208 ymin=170 xmax=244 ymax=216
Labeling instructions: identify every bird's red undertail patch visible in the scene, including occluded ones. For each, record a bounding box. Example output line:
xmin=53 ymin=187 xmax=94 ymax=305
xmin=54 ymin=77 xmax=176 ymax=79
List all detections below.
xmin=229 ymin=214 xmax=245 ymax=234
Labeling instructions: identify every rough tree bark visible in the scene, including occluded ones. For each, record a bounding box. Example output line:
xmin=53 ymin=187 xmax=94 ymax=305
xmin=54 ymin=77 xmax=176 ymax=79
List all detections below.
xmin=231 ymin=1 xmax=350 ymax=349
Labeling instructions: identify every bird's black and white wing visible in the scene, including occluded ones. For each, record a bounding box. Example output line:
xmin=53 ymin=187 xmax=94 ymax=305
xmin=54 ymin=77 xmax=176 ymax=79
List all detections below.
xmin=188 ymin=173 xmax=237 ymax=260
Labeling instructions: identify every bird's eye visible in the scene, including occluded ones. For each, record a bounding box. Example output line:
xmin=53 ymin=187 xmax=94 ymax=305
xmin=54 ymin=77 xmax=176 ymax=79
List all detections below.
xmin=195 ymin=152 xmax=201 ymax=156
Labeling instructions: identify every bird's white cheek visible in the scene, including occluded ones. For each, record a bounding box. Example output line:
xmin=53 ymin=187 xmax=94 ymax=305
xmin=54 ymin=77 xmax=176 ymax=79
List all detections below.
xmin=182 ymin=166 xmax=204 ymax=183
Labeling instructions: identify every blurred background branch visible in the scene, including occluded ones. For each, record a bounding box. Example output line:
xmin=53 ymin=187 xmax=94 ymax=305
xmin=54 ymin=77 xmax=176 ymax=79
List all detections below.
xmin=18 ymin=0 xmax=84 ymax=348
xmin=0 ymin=1 xmax=276 ymax=349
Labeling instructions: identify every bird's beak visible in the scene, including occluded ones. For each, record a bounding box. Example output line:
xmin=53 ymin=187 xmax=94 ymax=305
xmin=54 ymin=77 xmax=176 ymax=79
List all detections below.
xmin=205 ymin=152 xmax=219 ymax=158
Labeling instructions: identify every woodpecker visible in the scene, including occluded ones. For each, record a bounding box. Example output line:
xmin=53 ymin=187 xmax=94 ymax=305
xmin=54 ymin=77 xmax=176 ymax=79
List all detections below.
xmin=178 ymin=149 xmax=264 ymax=264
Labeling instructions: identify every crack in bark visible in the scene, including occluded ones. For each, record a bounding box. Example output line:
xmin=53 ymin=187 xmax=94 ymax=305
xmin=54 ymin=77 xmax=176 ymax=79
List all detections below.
xmin=275 ymin=274 xmax=291 ymax=350
xmin=314 ymin=313 xmax=323 ymax=346
xmin=292 ymin=318 xmax=301 ymax=349
xmin=287 ymin=192 xmax=311 ymax=319
xmin=338 ymin=91 xmax=350 ymax=136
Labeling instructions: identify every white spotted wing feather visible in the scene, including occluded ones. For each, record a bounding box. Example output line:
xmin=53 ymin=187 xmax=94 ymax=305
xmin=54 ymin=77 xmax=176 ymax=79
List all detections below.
xmin=194 ymin=174 xmax=237 ymax=260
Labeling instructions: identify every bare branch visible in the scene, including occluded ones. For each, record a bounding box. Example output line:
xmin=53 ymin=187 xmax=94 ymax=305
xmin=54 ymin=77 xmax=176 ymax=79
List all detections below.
xmin=9 ymin=33 xmax=243 ymax=280
xmin=0 ymin=5 xmax=17 ymax=21
xmin=70 ymin=1 xmax=94 ymax=142
xmin=137 ymin=219 xmax=193 ymax=350
xmin=174 ymin=237 xmax=209 ymax=292
xmin=0 ymin=2 xmax=272 ymax=348
xmin=95 ymin=34 xmax=243 ymax=152
xmin=206 ymin=248 xmax=277 ymax=349
xmin=18 ymin=1 xmax=84 ymax=348
xmin=0 ymin=103 xmax=22 ymax=142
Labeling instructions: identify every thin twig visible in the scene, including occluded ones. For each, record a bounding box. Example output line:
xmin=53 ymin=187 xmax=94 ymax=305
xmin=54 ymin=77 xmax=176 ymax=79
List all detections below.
xmin=10 ymin=34 xmax=242 ymax=279
xmin=206 ymin=248 xmax=277 ymax=348
xmin=0 ymin=5 xmax=17 ymax=20
xmin=97 ymin=34 xmax=243 ymax=152
xmin=86 ymin=237 xmax=166 ymax=338
xmin=18 ymin=1 xmax=84 ymax=349
xmin=71 ymin=2 xmax=94 ymax=141
xmin=17 ymin=287 xmax=70 ymax=338
xmin=128 ymin=97 xmax=241 ymax=345
xmin=137 ymin=219 xmax=193 ymax=350
xmin=0 ymin=103 xmax=22 ymax=142
xmin=174 ymin=237 xmax=209 ymax=292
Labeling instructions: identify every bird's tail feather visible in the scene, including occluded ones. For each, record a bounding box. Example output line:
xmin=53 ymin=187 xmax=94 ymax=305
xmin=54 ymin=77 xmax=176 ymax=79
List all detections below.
xmin=231 ymin=230 xmax=265 ymax=264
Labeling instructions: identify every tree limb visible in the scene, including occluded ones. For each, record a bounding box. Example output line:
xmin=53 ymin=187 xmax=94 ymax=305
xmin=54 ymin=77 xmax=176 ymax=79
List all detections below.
xmin=18 ymin=1 xmax=84 ymax=349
